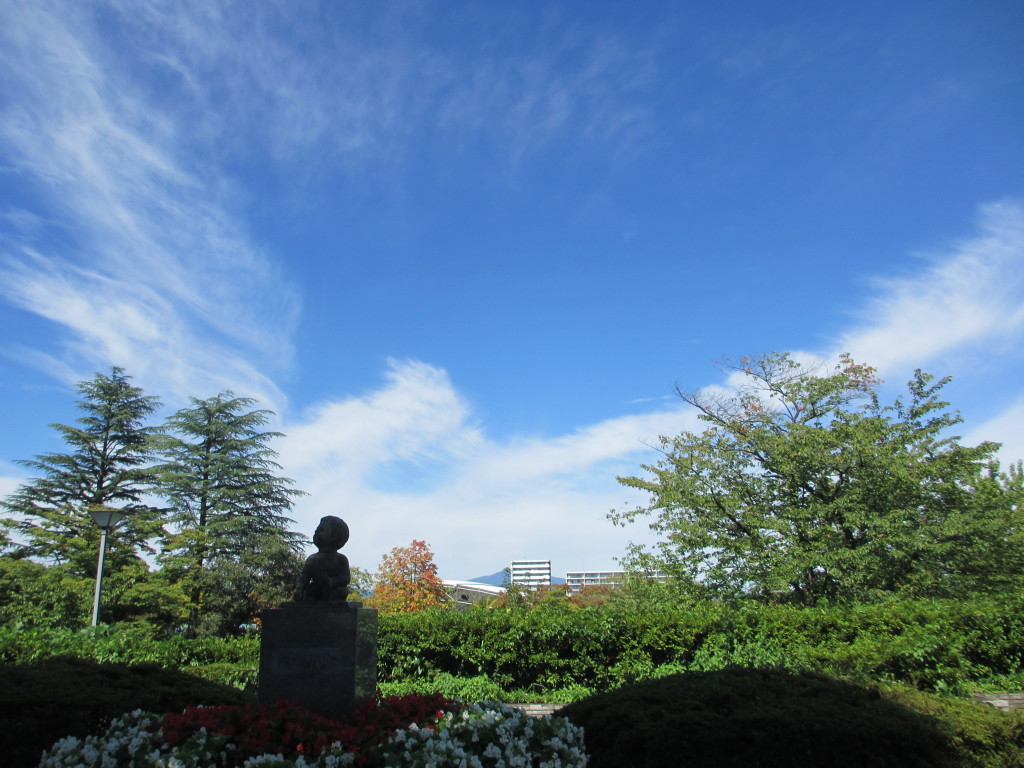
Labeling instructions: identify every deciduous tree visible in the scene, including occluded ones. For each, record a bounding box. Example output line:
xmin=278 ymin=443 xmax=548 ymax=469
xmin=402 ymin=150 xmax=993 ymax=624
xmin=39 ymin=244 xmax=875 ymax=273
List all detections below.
xmin=372 ymin=539 xmax=446 ymax=613
xmin=612 ymin=353 xmax=1022 ymax=605
xmin=348 ymin=565 xmax=374 ymax=599
xmin=181 ymin=533 xmax=304 ymax=636
xmin=0 ymin=558 xmax=91 ymax=628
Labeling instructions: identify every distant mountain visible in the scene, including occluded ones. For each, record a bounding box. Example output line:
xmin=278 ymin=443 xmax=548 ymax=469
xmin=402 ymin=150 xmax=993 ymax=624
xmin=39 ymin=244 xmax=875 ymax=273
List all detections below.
xmin=468 ymin=570 xmax=506 ymax=586
xmin=468 ymin=570 xmax=565 ymax=586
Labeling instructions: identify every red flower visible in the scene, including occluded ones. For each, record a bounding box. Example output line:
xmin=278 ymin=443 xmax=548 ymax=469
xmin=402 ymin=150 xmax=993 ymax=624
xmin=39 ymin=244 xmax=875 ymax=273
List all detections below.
xmin=158 ymin=694 xmax=460 ymax=766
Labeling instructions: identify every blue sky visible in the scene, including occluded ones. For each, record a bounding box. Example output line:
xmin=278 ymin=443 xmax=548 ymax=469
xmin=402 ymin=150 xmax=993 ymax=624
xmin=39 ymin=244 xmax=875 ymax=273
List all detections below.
xmin=1 ymin=0 xmax=1022 ymax=580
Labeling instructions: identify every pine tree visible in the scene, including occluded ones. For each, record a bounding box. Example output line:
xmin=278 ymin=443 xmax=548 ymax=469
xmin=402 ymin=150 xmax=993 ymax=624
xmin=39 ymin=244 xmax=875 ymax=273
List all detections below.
xmin=1 ymin=368 xmax=163 ymax=575
xmin=153 ymin=392 xmax=305 ymax=632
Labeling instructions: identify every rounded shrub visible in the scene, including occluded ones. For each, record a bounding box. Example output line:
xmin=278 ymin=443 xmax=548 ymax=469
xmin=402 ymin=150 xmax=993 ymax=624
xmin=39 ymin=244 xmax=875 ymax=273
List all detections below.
xmin=560 ymin=668 xmax=1024 ymax=768
xmin=0 ymin=655 xmax=254 ymax=768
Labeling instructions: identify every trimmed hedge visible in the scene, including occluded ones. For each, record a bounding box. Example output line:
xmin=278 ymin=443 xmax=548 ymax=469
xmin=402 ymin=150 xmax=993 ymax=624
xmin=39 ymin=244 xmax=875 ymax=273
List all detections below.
xmin=0 ymin=656 xmax=254 ymax=768
xmin=4 ymin=595 xmax=1024 ymax=698
xmin=376 ymin=596 xmax=1024 ymax=694
xmin=560 ymin=669 xmax=1024 ymax=768
xmin=0 ymin=623 xmax=259 ymax=667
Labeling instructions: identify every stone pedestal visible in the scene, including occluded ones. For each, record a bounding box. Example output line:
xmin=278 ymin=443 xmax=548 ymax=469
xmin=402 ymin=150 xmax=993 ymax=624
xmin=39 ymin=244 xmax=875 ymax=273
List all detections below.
xmin=258 ymin=602 xmax=377 ymax=719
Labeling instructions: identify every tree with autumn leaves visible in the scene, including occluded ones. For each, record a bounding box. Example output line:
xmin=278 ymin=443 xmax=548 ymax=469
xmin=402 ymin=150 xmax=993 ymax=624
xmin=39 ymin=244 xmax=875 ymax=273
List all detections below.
xmin=371 ymin=539 xmax=446 ymax=613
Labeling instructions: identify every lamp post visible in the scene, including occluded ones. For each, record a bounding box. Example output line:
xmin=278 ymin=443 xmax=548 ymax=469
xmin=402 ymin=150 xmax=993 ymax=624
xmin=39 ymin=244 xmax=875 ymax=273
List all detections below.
xmin=88 ymin=506 xmax=125 ymax=627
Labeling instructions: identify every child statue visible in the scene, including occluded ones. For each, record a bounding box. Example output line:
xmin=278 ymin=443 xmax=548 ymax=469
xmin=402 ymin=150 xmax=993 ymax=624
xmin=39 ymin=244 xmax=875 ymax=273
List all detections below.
xmin=294 ymin=515 xmax=351 ymax=602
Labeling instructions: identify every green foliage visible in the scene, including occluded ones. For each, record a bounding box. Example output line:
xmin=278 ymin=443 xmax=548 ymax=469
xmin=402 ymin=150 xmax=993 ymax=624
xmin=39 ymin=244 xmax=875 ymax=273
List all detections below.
xmin=0 ymin=373 xmax=311 ymax=638
xmin=0 ymin=556 xmax=189 ymax=633
xmin=379 ymin=671 xmax=587 ymax=705
xmin=154 ymin=392 xmax=305 ymax=561
xmin=348 ymin=565 xmax=374 ymax=598
xmin=379 ymin=672 xmax=508 ymax=702
xmin=0 ymin=656 xmax=253 ymax=768
xmin=376 ymin=595 xmax=1024 ymax=696
xmin=170 ymin=534 xmax=304 ymax=637
xmin=181 ymin=662 xmax=259 ymax=693
xmin=612 ymin=353 xmax=1021 ymax=605
xmin=153 ymin=392 xmax=306 ymax=634
xmin=0 ymin=559 xmax=92 ymax=628
xmin=561 ymin=669 xmax=1024 ymax=768
xmin=0 ymin=623 xmax=260 ymax=668
xmin=100 ymin=562 xmax=190 ymax=631
xmin=5 ymin=593 xmax=1024 ymax=711
xmin=378 ymin=602 xmax=722 ymax=693
xmin=1 ymin=368 xmax=163 ymax=574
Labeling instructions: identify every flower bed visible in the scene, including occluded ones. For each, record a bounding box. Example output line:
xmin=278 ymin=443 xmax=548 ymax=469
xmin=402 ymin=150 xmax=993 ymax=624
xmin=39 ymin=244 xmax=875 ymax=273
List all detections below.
xmin=39 ymin=694 xmax=588 ymax=768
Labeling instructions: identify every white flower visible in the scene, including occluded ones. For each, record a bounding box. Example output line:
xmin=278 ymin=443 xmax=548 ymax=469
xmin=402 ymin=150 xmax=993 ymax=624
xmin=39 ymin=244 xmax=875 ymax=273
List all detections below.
xmin=40 ymin=701 xmax=588 ymax=768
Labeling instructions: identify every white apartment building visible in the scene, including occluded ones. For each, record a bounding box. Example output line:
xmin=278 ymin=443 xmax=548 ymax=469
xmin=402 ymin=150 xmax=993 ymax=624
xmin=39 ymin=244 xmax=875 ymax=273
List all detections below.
xmin=565 ymin=569 xmax=668 ymax=593
xmin=510 ymin=559 xmax=551 ymax=588
xmin=565 ymin=570 xmax=625 ymax=593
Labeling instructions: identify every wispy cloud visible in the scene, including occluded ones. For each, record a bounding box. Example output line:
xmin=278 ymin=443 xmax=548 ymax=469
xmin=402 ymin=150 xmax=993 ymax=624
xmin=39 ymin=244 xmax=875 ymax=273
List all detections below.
xmin=61 ymin=1 xmax=663 ymax=197
xmin=432 ymin=30 xmax=659 ymax=171
xmin=836 ymin=200 xmax=1024 ymax=375
xmin=0 ymin=0 xmax=664 ymax=410
xmin=0 ymin=0 xmax=298 ymax=408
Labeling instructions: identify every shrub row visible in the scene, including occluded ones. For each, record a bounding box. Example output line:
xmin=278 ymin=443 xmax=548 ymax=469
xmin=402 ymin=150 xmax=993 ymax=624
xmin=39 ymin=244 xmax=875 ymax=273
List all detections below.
xmin=3 ymin=595 xmax=1024 ymax=697
xmin=0 ymin=622 xmax=259 ymax=667
xmin=376 ymin=596 xmax=1024 ymax=694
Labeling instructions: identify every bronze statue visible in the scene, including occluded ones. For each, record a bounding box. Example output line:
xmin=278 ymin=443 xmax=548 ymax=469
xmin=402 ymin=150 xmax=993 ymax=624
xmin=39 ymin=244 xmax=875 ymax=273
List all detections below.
xmin=294 ymin=515 xmax=351 ymax=602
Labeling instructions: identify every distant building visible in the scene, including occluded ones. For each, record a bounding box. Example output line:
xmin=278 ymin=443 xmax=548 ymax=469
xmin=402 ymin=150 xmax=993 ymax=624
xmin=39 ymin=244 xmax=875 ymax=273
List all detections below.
xmin=565 ymin=570 xmax=625 ymax=593
xmin=565 ymin=569 xmax=668 ymax=593
xmin=510 ymin=559 xmax=551 ymax=589
xmin=441 ymin=580 xmax=506 ymax=611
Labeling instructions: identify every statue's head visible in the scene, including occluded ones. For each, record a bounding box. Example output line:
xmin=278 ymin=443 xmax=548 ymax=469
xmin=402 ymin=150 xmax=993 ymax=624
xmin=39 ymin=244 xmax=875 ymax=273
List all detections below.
xmin=313 ymin=515 xmax=349 ymax=551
